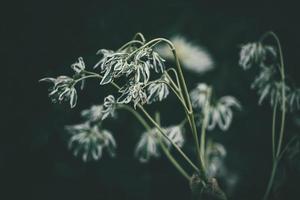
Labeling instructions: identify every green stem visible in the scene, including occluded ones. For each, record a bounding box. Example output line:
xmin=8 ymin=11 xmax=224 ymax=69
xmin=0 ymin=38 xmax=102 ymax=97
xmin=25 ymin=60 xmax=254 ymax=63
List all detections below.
xmin=159 ymin=138 xmax=190 ymax=180
xmin=260 ymin=31 xmax=287 ymax=200
xmin=155 ymin=112 xmax=191 ymax=180
xmin=117 ymin=40 xmax=144 ymax=51
xmin=272 ymin=99 xmax=278 ymax=161
xmin=117 ymin=104 xmax=151 ymax=130
xmin=138 ymin=105 xmax=200 ymax=173
xmin=200 ymin=88 xmax=212 ymax=171
xmin=263 ymin=161 xmax=278 ymax=200
xmin=166 ymin=68 xmax=181 ymax=92
xmin=132 ymin=32 xmax=146 ymax=43
xmin=118 ymin=106 xmax=190 ymax=180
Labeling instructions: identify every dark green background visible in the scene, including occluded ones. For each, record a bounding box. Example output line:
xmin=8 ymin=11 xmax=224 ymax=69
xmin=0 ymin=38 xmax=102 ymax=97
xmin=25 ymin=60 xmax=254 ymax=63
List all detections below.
xmin=3 ymin=1 xmax=300 ymax=200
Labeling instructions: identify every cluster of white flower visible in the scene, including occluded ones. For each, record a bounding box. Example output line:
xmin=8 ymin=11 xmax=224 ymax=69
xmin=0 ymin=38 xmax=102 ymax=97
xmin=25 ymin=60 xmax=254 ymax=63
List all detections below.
xmin=239 ymin=42 xmax=276 ymax=70
xmin=40 ymin=57 xmax=88 ymax=108
xmin=190 ymin=83 xmax=241 ymax=131
xmin=95 ymin=43 xmax=169 ymax=108
xmin=135 ymin=125 xmax=184 ymax=163
xmin=65 ymin=95 xmax=117 ymax=161
xmin=239 ymin=42 xmax=300 ymax=111
xmin=66 ymin=122 xmax=116 ymax=162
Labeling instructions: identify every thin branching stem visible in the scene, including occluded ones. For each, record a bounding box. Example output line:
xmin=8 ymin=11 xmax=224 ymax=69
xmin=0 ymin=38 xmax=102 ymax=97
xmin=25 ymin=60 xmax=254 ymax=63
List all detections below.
xmin=155 ymin=112 xmax=191 ymax=180
xmin=272 ymin=98 xmax=278 ymax=161
xmin=138 ymin=105 xmax=200 ymax=173
xmin=260 ymin=31 xmax=287 ymax=200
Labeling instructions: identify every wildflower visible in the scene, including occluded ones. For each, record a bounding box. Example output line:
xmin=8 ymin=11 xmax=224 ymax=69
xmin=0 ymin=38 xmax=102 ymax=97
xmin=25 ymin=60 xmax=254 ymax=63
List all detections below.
xmin=190 ymin=83 xmax=211 ymax=108
xmin=95 ymin=47 xmax=165 ymax=86
xmin=66 ymin=122 xmax=116 ymax=162
xmin=133 ymin=60 xmax=151 ymax=83
xmin=94 ymin=49 xmax=129 ymax=85
xmin=239 ymin=42 xmax=277 ymax=70
xmin=287 ymin=89 xmax=300 ymax=111
xmin=156 ymin=35 xmax=214 ymax=74
xmin=147 ymin=75 xmax=170 ymax=104
xmin=207 ymin=96 xmax=241 ymax=131
xmin=190 ymin=83 xmax=241 ymax=131
xmin=205 ymin=141 xmax=227 ymax=178
xmin=117 ymin=82 xmax=147 ymax=108
xmin=255 ymin=81 xmax=290 ymax=107
xmin=135 ymin=128 xmax=161 ymax=163
xmin=71 ymin=57 xmax=86 ymax=90
xmin=251 ymin=65 xmax=276 ymax=90
xmin=40 ymin=76 xmax=77 ymax=108
xmin=135 ymin=47 xmax=165 ymax=73
xmin=102 ymin=95 xmax=116 ymax=120
xmin=81 ymin=105 xmax=104 ymax=122
xmin=135 ymin=125 xmax=184 ymax=162
xmin=71 ymin=57 xmax=85 ymax=73
xmin=164 ymin=125 xmax=184 ymax=147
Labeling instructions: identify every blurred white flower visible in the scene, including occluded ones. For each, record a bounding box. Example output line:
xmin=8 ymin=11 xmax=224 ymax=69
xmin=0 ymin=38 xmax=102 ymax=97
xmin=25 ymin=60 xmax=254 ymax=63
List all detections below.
xmin=190 ymin=83 xmax=241 ymax=131
xmin=205 ymin=141 xmax=227 ymax=178
xmin=164 ymin=125 xmax=185 ymax=148
xmin=66 ymin=122 xmax=116 ymax=162
xmin=156 ymin=35 xmax=214 ymax=74
xmin=135 ymin=125 xmax=184 ymax=163
xmin=190 ymin=83 xmax=211 ymax=108
xmin=81 ymin=105 xmax=104 ymax=122
xmin=239 ymin=42 xmax=276 ymax=70
xmin=287 ymin=89 xmax=300 ymax=111
xmin=207 ymin=96 xmax=241 ymax=131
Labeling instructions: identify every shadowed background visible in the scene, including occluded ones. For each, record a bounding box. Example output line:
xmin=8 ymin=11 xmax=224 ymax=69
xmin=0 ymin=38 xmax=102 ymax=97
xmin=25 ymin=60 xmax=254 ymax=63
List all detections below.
xmin=2 ymin=0 xmax=300 ymax=200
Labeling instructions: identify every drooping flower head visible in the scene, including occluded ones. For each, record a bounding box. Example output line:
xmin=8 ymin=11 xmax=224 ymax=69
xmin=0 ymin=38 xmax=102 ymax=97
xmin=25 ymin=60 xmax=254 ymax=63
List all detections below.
xmin=147 ymin=74 xmax=170 ymax=104
xmin=40 ymin=76 xmax=77 ymax=108
xmin=135 ymin=125 xmax=184 ymax=163
xmin=239 ymin=42 xmax=276 ymax=70
xmin=190 ymin=83 xmax=241 ymax=131
xmin=66 ymin=122 xmax=116 ymax=162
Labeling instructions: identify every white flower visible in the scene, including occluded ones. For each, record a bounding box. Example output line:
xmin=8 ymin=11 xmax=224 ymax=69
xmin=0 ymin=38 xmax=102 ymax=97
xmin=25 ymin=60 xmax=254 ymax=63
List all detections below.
xmin=66 ymin=122 xmax=116 ymax=162
xmin=164 ymin=125 xmax=184 ymax=147
xmin=156 ymin=35 xmax=214 ymax=74
xmin=39 ymin=76 xmax=77 ymax=108
xmin=135 ymin=125 xmax=184 ymax=163
xmin=287 ymin=89 xmax=300 ymax=111
xmin=117 ymin=82 xmax=147 ymax=108
xmin=205 ymin=141 xmax=227 ymax=178
xmin=71 ymin=57 xmax=85 ymax=73
xmin=95 ymin=46 xmax=165 ymax=86
xmin=135 ymin=128 xmax=161 ymax=163
xmin=190 ymin=83 xmax=211 ymax=108
xmin=239 ymin=42 xmax=277 ymax=70
xmin=256 ymin=81 xmax=290 ymax=107
xmin=191 ymin=83 xmax=241 ymax=131
xmin=102 ymin=95 xmax=116 ymax=120
xmin=207 ymin=96 xmax=241 ymax=131
xmin=147 ymin=75 xmax=170 ymax=104
xmin=81 ymin=105 xmax=104 ymax=122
